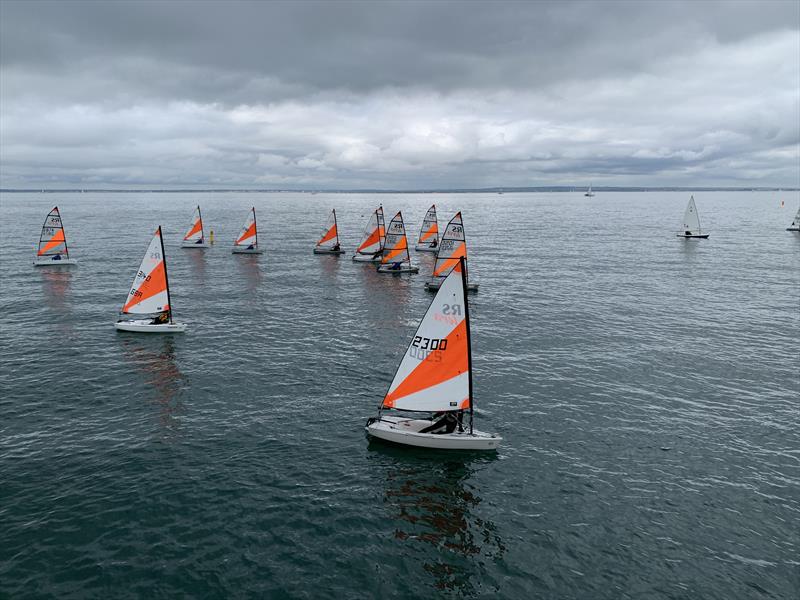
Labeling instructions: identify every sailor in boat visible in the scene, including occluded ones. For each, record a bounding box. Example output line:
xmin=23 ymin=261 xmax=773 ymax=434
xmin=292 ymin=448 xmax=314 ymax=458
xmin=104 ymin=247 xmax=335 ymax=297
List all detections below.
xmin=52 ymin=253 xmax=62 ymax=261
xmin=247 ymin=243 xmax=255 ymax=250
xmin=419 ymin=411 xmax=464 ymax=434
xmin=150 ymin=311 xmax=170 ymax=325
xmin=429 ymin=238 xmax=438 ymax=249
xmin=388 ymin=261 xmax=403 ymax=271
xmin=333 ymin=242 xmax=341 ymax=252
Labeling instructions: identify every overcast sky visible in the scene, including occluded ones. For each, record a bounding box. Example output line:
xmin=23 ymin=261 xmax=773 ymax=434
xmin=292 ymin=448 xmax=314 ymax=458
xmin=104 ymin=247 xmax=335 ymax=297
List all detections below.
xmin=1 ymin=0 xmax=798 ymax=189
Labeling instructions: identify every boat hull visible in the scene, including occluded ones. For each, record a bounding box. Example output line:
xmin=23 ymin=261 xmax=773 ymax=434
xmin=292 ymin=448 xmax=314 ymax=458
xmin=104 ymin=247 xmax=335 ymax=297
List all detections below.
xmin=676 ymin=233 xmax=710 ymax=239
xmin=232 ymin=247 xmax=265 ymax=254
xmin=352 ymin=253 xmax=381 ymax=262
xmin=426 ymin=280 xmax=479 ymax=292
xmin=314 ymin=248 xmax=345 ymax=254
xmin=365 ymin=416 xmax=501 ymax=450
xmin=182 ymin=242 xmax=210 ymax=248
xmin=377 ymin=264 xmax=419 ymax=274
xmin=787 ymin=227 xmax=800 ymax=232
xmin=114 ymin=320 xmax=187 ymax=333
xmin=414 ymin=245 xmax=438 ymax=252
xmin=34 ymin=258 xmax=77 ymax=266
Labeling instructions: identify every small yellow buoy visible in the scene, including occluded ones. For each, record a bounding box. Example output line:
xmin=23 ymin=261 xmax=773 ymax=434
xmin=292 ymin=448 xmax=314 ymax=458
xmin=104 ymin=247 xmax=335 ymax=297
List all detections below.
xmin=210 ymin=230 xmax=215 ymax=245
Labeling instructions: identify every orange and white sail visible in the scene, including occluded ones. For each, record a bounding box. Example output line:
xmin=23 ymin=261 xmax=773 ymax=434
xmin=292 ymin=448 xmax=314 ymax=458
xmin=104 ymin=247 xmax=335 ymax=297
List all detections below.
xmin=416 ymin=205 xmax=439 ymax=248
xmin=382 ymin=259 xmax=470 ymax=412
xmin=234 ymin=207 xmax=259 ymax=249
xmin=430 ymin=212 xmax=469 ymax=283
xmin=380 ymin=211 xmax=413 ymax=268
xmin=182 ymin=205 xmax=205 ymax=244
xmin=37 ymin=206 xmax=70 ymax=258
xmin=316 ymin=209 xmax=341 ymax=250
xmin=355 ymin=206 xmax=385 ymax=256
xmin=121 ymin=227 xmax=171 ymax=316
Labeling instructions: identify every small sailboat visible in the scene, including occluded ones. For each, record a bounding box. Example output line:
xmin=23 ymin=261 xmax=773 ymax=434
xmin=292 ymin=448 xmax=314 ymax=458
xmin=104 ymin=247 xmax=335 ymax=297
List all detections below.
xmin=677 ymin=195 xmax=710 ymax=239
xmin=115 ymin=226 xmax=186 ymax=333
xmin=353 ymin=206 xmax=386 ymax=262
xmin=787 ymin=206 xmax=800 ymax=232
xmin=377 ymin=211 xmax=419 ymax=273
xmin=414 ymin=204 xmax=439 ymax=252
xmin=314 ymin=209 xmax=345 ymax=254
xmin=425 ymin=212 xmax=478 ymax=292
xmin=584 ymin=184 xmax=595 ymax=197
xmin=365 ymin=257 xmax=501 ymax=450
xmin=232 ymin=207 xmax=265 ymax=254
xmin=181 ymin=205 xmax=209 ymax=248
xmin=34 ymin=206 xmax=77 ymax=265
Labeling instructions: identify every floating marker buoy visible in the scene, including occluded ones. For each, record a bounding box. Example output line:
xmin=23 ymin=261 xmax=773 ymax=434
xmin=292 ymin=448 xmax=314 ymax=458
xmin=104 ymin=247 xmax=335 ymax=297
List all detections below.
xmin=210 ymin=230 xmax=214 ymax=245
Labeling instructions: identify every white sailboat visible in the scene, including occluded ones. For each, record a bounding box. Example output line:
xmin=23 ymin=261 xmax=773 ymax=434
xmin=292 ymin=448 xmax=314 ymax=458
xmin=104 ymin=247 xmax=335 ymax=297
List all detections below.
xmin=232 ymin=207 xmax=265 ymax=254
xmin=34 ymin=206 xmax=77 ymax=265
xmin=115 ymin=226 xmax=186 ymax=333
xmin=365 ymin=257 xmax=501 ymax=450
xmin=787 ymin=206 xmax=800 ymax=232
xmin=425 ymin=212 xmax=478 ymax=292
xmin=677 ymin=195 xmax=709 ymax=239
xmin=377 ymin=211 xmax=419 ymax=273
xmin=415 ymin=204 xmax=439 ymax=252
xmin=352 ymin=206 xmax=386 ymax=262
xmin=585 ymin=184 xmax=595 ymax=197
xmin=314 ymin=209 xmax=345 ymax=254
xmin=181 ymin=205 xmax=209 ymax=248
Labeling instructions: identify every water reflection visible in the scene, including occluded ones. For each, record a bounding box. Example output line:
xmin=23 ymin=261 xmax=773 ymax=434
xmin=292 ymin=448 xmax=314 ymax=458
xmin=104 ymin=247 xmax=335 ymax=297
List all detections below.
xmin=372 ymin=447 xmax=505 ymax=594
xmin=185 ymin=247 xmax=207 ymax=282
xmin=39 ymin=268 xmax=72 ymax=313
xmin=235 ymin=254 xmax=264 ymax=294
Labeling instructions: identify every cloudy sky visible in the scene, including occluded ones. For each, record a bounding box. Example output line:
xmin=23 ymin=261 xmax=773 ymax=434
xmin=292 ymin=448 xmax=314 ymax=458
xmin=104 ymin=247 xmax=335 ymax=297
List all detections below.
xmin=1 ymin=0 xmax=798 ymax=189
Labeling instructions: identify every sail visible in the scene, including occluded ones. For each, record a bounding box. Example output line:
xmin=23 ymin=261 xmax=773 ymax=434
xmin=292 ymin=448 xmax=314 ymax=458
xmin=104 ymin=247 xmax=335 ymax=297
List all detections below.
xmin=383 ymin=260 xmax=470 ymax=412
xmin=37 ymin=206 xmax=70 ymax=258
xmin=381 ymin=211 xmax=412 ymax=267
xmin=791 ymin=207 xmax=800 ymax=227
xmin=316 ymin=209 xmax=340 ymax=250
xmin=431 ymin=212 xmax=469 ymax=282
xmin=417 ymin=205 xmax=439 ymax=246
xmin=681 ymin=196 xmax=701 ymax=233
xmin=183 ymin=206 xmax=205 ymax=243
xmin=377 ymin=206 xmax=386 ymax=248
xmin=122 ymin=227 xmax=170 ymax=315
xmin=355 ymin=207 xmax=384 ymax=255
xmin=234 ymin=207 xmax=258 ymax=248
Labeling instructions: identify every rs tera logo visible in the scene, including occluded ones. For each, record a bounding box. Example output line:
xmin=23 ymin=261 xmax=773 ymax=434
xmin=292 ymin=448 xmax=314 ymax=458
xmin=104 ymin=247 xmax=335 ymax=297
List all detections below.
xmin=442 ymin=303 xmax=462 ymax=316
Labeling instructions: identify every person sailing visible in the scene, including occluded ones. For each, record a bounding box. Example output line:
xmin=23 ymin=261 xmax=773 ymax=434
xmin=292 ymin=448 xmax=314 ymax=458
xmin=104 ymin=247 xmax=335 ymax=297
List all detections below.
xmin=150 ymin=311 xmax=170 ymax=325
xmin=419 ymin=411 xmax=464 ymax=434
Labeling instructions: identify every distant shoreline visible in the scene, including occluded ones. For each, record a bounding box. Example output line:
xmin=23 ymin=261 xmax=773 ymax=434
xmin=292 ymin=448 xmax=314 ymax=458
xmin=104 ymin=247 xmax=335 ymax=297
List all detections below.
xmin=2 ymin=187 xmax=798 ymax=194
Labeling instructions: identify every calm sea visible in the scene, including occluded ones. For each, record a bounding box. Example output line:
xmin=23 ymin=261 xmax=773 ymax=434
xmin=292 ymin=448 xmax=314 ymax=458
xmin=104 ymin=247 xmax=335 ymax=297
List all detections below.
xmin=1 ymin=191 xmax=798 ymax=598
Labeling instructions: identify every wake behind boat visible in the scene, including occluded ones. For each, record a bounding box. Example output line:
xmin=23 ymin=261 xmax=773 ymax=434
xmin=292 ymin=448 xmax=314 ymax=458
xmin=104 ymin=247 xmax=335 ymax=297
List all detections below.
xmin=353 ymin=206 xmax=385 ymax=262
xmin=115 ymin=226 xmax=186 ymax=333
xmin=232 ymin=207 xmax=265 ymax=254
xmin=314 ymin=209 xmax=345 ymax=254
xmin=677 ymin=195 xmax=709 ymax=239
xmin=181 ymin=205 xmax=209 ymax=248
xmin=366 ymin=257 xmax=500 ymax=450
xmin=414 ymin=204 xmax=439 ymax=252
xmin=377 ymin=211 xmax=419 ymax=273
xmin=787 ymin=206 xmax=800 ymax=231
xmin=34 ymin=207 xmax=77 ymax=266
xmin=425 ymin=211 xmax=478 ymax=292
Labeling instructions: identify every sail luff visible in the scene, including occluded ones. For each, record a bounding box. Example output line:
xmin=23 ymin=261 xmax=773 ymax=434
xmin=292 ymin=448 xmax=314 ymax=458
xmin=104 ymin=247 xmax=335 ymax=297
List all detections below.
xmin=254 ymin=207 xmax=259 ymax=248
xmin=159 ymin=225 xmax=174 ymax=323
xmin=197 ymin=205 xmax=205 ymax=242
xmin=461 ymin=257 xmax=474 ymax=433
xmin=37 ymin=206 xmax=69 ymax=258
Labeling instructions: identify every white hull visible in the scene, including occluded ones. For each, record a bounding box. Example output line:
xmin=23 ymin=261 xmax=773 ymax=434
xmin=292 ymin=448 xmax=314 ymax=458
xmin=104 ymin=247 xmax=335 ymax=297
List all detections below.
xmin=415 ymin=245 xmax=439 ymax=252
xmin=787 ymin=227 xmax=800 ymax=232
xmin=232 ymin=246 xmax=265 ymax=254
xmin=585 ymin=193 xmax=595 ymax=197
xmin=114 ymin=319 xmax=187 ymax=333
xmin=365 ymin=416 xmax=501 ymax=450
xmin=352 ymin=253 xmax=381 ymax=262
xmin=377 ymin=264 xmax=419 ymax=274
xmin=426 ymin=279 xmax=479 ymax=292
xmin=182 ymin=241 xmax=209 ymax=248
xmin=314 ymin=248 xmax=345 ymax=254
xmin=677 ymin=233 xmax=710 ymax=239
xmin=34 ymin=258 xmax=77 ymax=266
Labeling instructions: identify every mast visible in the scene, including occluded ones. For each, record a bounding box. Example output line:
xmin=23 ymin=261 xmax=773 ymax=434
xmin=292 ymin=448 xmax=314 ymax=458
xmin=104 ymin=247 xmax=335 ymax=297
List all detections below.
xmin=58 ymin=207 xmax=71 ymax=259
xmin=253 ymin=207 xmax=258 ymax=248
xmin=333 ymin=209 xmax=339 ymax=245
xmin=460 ymin=256 xmax=474 ymax=434
xmin=197 ymin=205 xmax=204 ymax=242
xmin=159 ymin=226 xmax=174 ymax=323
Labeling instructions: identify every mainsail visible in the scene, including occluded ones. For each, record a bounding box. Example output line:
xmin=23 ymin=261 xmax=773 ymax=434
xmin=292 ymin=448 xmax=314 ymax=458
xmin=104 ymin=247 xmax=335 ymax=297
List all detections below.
xmin=121 ymin=227 xmax=172 ymax=318
xmin=382 ymin=258 xmax=471 ymax=413
xmin=430 ymin=212 xmax=469 ymax=284
xmin=316 ymin=209 xmax=341 ymax=250
xmin=354 ymin=206 xmax=385 ymax=257
xmin=681 ymin=196 xmax=702 ymax=234
xmin=381 ymin=211 xmax=413 ymax=268
xmin=183 ymin=205 xmax=205 ymax=244
xmin=234 ymin=207 xmax=259 ymax=249
xmin=790 ymin=207 xmax=800 ymax=229
xmin=37 ymin=206 xmax=70 ymax=259
xmin=417 ymin=205 xmax=439 ymax=247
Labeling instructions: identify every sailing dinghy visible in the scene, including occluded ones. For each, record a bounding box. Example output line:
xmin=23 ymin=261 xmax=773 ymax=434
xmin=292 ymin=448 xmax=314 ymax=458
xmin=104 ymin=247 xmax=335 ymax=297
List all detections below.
xmin=115 ymin=226 xmax=186 ymax=333
xmin=353 ymin=206 xmax=386 ymax=262
xmin=425 ymin=212 xmax=478 ymax=292
xmin=677 ymin=196 xmax=709 ymax=239
xmin=787 ymin=206 xmax=800 ymax=231
xmin=365 ymin=257 xmax=501 ymax=450
xmin=181 ymin=205 xmax=209 ymax=248
xmin=232 ymin=207 xmax=265 ymax=254
xmin=414 ymin=204 xmax=439 ymax=251
xmin=585 ymin=184 xmax=595 ymax=197
xmin=377 ymin=211 xmax=419 ymax=273
xmin=314 ymin=209 xmax=345 ymax=254
xmin=34 ymin=207 xmax=77 ymax=265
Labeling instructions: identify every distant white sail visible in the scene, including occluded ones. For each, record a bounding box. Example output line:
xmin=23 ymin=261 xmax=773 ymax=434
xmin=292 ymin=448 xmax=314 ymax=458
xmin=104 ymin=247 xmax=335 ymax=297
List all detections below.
xmin=681 ymin=196 xmax=702 ymax=234
xmin=36 ymin=206 xmax=71 ymax=260
xmin=234 ymin=207 xmax=259 ymax=249
xmin=789 ymin=206 xmax=800 ymax=231
xmin=316 ymin=209 xmax=341 ymax=251
xmin=354 ymin=207 xmax=384 ymax=256
xmin=379 ymin=211 xmax=415 ymax=270
xmin=182 ymin=205 xmax=205 ymax=245
xmin=416 ymin=205 xmax=439 ymax=250
xmin=431 ymin=212 xmax=468 ymax=282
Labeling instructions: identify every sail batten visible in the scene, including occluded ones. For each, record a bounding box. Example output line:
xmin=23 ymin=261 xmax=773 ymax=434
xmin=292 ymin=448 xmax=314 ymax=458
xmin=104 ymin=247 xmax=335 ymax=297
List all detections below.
xmin=37 ymin=207 xmax=70 ymax=258
xmin=316 ymin=209 xmax=341 ymax=250
xmin=234 ymin=207 xmax=259 ymax=248
xmin=430 ymin=212 xmax=470 ymax=284
xmin=355 ymin=206 xmax=384 ymax=255
xmin=121 ymin=227 xmax=171 ymax=315
xmin=183 ymin=205 xmax=205 ymax=243
xmin=380 ymin=211 xmax=413 ymax=268
xmin=416 ymin=205 xmax=439 ymax=248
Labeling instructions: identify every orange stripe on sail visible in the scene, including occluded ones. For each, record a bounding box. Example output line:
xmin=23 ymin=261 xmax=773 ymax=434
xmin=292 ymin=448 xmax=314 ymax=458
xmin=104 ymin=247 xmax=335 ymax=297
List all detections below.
xmin=383 ymin=319 xmax=468 ymax=408
xmin=184 ymin=219 xmax=202 ymax=240
xmin=419 ymin=223 xmax=438 ymax=242
xmin=122 ymin=261 xmax=167 ymax=313
xmin=357 ymin=228 xmax=381 ymax=252
xmin=433 ymin=241 xmax=466 ymax=276
xmin=382 ymin=237 xmax=407 ymax=262
xmin=236 ymin=222 xmax=256 ymax=245
xmin=318 ymin=224 xmax=337 ymax=246
xmin=38 ymin=229 xmax=65 ymax=255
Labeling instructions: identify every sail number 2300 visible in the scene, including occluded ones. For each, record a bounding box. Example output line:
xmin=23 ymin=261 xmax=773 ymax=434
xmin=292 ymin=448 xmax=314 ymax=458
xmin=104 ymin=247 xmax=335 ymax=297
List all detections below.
xmin=411 ymin=336 xmax=448 ymax=351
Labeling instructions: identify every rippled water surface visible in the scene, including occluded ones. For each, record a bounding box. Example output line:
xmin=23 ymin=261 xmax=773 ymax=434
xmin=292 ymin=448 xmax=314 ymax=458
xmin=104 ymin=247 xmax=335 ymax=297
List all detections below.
xmin=1 ymin=191 xmax=798 ymax=598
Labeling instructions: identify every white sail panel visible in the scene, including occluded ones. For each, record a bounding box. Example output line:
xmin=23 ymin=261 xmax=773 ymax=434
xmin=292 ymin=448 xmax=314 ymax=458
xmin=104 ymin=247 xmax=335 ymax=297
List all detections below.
xmin=681 ymin=196 xmax=702 ymax=234
xmin=383 ymin=263 xmax=470 ymax=412
xmin=316 ymin=210 xmax=340 ymax=250
xmin=355 ymin=207 xmax=382 ymax=255
xmin=431 ymin=212 xmax=468 ymax=282
xmin=417 ymin=205 xmax=439 ymax=246
xmin=122 ymin=229 xmax=170 ymax=314
xmin=37 ymin=207 xmax=69 ymax=258
xmin=377 ymin=206 xmax=386 ymax=248
xmin=234 ymin=207 xmax=258 ymax=248
xmin=791 ymin=207 xmax=800 ymax=228
xmin=183 ymin=206 xmax=204 ymax=243
xmin=381 ymin=212 xmax=412 ymax=267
